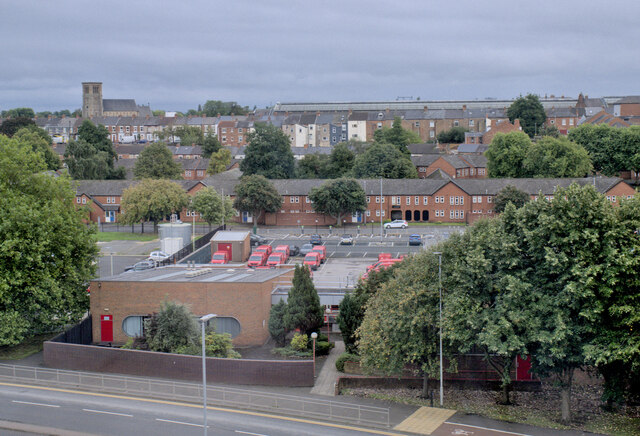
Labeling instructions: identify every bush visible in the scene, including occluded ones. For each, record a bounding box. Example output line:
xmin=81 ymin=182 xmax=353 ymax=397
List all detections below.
xmin=315 ymin=341 xmax=334 ymax=356
xmin=120 ymin=338 xmax=134 ymax=349
xmin=335 ymin=353 xmax=360 ymax=372
xmin=272 ymin=347 xmax=311 ymax=358
xmin=290 ymin=333 xmax=308 ymax=351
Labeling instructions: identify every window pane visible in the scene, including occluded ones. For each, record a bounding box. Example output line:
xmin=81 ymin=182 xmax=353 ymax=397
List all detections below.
xmin=122 ymin=316 xmax=144 ymax=337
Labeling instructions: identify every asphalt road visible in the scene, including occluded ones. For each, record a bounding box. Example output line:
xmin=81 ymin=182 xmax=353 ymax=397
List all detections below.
xmin=0 ymin=383 xmax=402 ymax=436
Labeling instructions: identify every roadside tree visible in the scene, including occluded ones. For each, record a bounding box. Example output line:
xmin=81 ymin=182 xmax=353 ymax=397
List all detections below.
xmin=133 ymin=142 xmax=183 ymax=179
xmin=232 ymin=174 xmax=282 ymax=229
xmin=268 ymin=300 xmax=288 ymax=347
xmin=309 ymin=178 xmax=366 ymax=226
xmin=190 ymin=186 xmax=234 ymax=230
xmin=337 ymin=292 xmax=363 ymax=354
xmin=120 ymin=179 xmax=189 ymax=232
xmin=240 ymin=124 xmax=295 ymax=178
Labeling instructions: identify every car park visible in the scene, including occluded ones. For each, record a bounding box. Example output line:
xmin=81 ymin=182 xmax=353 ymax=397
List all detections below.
xmin=124 ymin=260 xmax=156 ymax=272
xmin=250 ymin=234 xmax=267 ymax=246
xmin=311 ymin=245 xmax=327 ymax=263
xmin=148 ymin=251 xmax=170 ymax=263
xmin=288 ymin=245 xmax=300 ymax=256
xmin=310 ymin=234 xmax=323 ymax=245
xmin=339 ymin=234 xmax=354 ymax=245
xmin=254 ymin=245 xmax=272 ymax=256
xmin=211 ymin=251 xmax=230 ymax=264
xmin=267 ymin=252 xmax=286 ymax=267
xmin=299 ymin=243 xmax=314 ymax=256
xmin=274 ymin=245 xmax=290 ymax=261
xmin=409 ymin=234 xmax=422 ymax=246
xmin=303 ymin=252 xmax=322 ymax=270
xmin=384 ymin=220 xmax=408 ymax=229
xmin=378 ymin=253 xmax=392 ymax=261
xmin=247 ymin=252 xmax=268 ymax=267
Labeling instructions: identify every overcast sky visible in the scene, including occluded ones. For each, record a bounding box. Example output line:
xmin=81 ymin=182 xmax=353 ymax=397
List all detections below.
xmin=1 ymin=0 xmax=638 ymax=112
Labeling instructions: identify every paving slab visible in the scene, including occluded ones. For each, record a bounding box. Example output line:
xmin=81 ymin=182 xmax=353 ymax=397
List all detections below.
xmin=394 ymin=406 xmax=456 ymax=435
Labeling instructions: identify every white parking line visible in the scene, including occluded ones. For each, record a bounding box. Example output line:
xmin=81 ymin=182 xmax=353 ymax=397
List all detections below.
xmin=235 ymin=431 xmax=268 ymax=436
xmin=362 ymin=252 xmax=367 ymax=257
xmin=156 ymin=418 xmax=204 ymax=427
xmin=445 ymin=421 xmax=531 ymax=436
xmin=83 ymin=408 xmax=133 ymax=417
xmin=346 ymin=252 xmax=351 ymax=257
xmin=12 ymin=400 xmax=60 ymax=408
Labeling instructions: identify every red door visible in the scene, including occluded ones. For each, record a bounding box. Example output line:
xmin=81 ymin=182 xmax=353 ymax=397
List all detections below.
xmin=100 ymin=315 xmax=113 ymax=342
xmin=219 ymin=243 xmax=233 ymax=260
xmin=516 ymin=355 xmax=532 ymax=381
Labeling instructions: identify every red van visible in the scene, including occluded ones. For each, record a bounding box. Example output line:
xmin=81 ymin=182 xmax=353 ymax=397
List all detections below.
xmin=311 ymin=245 xmax=326 ymax=263
xmin=273 ymin=245 xmax=290 ymax=262
xmin=247 ymin=251 xmax=268 ymax=268
xmin=254 ymin=245 xmax=272 ymax=256
xmin=267 ymin=252 xmax=286 ymax=267
xmin=211 ymin=251 xmax=229 ymax=264
xmin=304 ymin=252 xmax=322 ymax=270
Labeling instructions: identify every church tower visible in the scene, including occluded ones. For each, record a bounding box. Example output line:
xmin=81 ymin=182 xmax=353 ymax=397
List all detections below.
xmin=82 ymin=82 xmax=103 ymax=118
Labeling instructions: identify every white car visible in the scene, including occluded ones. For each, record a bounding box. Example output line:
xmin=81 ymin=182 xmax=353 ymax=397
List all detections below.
xmin=148 ymin=251 xmax=170 ymax=263
xmin=384 ymin=220 xmax=408 ymax=229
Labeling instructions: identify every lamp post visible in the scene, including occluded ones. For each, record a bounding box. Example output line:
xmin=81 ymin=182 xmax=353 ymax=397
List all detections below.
xmin=199 ymin=314 xmax=217 ymax=436
xmin=433 ymin=252 xmax=443 ymax=406
xmin=311 ymin=332 xmax=318 ymax=377
xmin=315 ymin=219 xmax=318 ymax=234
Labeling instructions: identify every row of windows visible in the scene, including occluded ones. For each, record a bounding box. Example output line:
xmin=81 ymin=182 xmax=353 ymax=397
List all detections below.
xmin=471 ymin=209 xmax=494 ymax=214
xmin=456 ymin=168 xmax=486 ymax=177
xmin=122 ymin=315 xmax=240 ymax=338
xmin=184 ymin=170 xmax=205 ymax=177
xmin=220 ymin=127 xmax=243 ymax=133
xmin=108 ymin=126 xmax=146 ymax=133
xmin=449 ymin=196 xmax=464 ymax=205
xmin=221 ymin=136 xmax=243 ymax=143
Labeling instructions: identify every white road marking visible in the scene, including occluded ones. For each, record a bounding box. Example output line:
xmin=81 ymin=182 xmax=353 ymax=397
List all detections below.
xmin=362 ymin=252 xmax=367 ymax=257
xmin=346 ymin=252 xmax=351 ymax=257
xmin=12 ymin=400 xmax=60 ymax=408
xmin=83 ymin=408 xmax=133 ymax=417
xmin=156 ymin=418 xmax=204 ymax=427
xmin=235 ymin=431 xmax=268 ymax=436
xmin=445 ymin=422 xmax=531 ymax=436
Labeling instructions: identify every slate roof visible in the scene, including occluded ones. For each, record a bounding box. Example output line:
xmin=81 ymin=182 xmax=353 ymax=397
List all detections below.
xmin=298 ymin=114 xmax=317 ymax=125
xmin=457 ymin=144 xmax=489 ymax=154
xmin=441 ymin=155 xmax=469 ymax=169
xmin=103 ymin=99 xmax=138 ymax=112
xmin=425 ymin=169 xmax=452 ymax=180
xmin=169 ymin=145 xmax=203 ymax=156
xmin=452 ymin=177 xmax=624 ymax=196
xmin=116 ymin=144 xmax=146 ymax=155
xmin=615 ymin=96 xmax=640 ymax=104
xmin=181 ymin=158 xmax=209 ymax=170
xmin=407 ymin=143 xmax=439 ymax=155
xmin=411 ymin=155 xmax=440 ymax=166
xmin=458 ymin=154 xmax=487 ymax=168
xmin=546 ymin=107 xmax=578 ymax=117
xmin=348 ymin=112 xmax=369 ymax=121
xmin=73 ymin=179 xmax=201 ymax=196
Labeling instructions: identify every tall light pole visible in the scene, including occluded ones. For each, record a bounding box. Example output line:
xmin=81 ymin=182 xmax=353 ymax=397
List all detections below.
xmin=433 ymin=252 xmax=443 ymax=406
xmin=379 ymin=178 xmax=383 ymax=239
xmin=199 ymin=314 xmax=217 ymax=436
xmin=311 ymin=332 xmax=318 ymax=376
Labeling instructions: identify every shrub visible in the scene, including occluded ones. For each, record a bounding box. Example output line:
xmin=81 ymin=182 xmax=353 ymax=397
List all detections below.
xmin=315 ymin=341 xmax=334 ymax=356
xmin=272 ymin=347 xmax=311 ymax=358
xmin=120 ymin=338 xmax=134 ymax=349
xmin=335 ymin=353 xmax=360 ymax=372
xmin=144 ymin=300 xmax=199 ymax=353
xmin=291 ymin=333 xmax=308 ymax=351
xmin=205 ymin=331 xmax=241 ymax=359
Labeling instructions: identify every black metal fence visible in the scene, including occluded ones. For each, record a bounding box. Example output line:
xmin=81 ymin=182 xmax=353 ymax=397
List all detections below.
xmin=158 ymin=224 xmax=225 ymax=266
xmin=96 ymin=222 xmax=224 ymax=235
xmin=49 ymin=316 xmax=92 ymax=345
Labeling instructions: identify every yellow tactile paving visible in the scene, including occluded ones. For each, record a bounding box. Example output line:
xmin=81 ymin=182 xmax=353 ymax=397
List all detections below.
xmin=394 ymin=406 xmax=457 ymax=435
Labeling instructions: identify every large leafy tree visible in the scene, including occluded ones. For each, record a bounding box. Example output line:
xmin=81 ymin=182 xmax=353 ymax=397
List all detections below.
xmin=522 ymin=136 xmax=592 ymax=178
xmin=493 ymin=185 xmax=530 ymax=213
xmin=309 ymin=178 xmax=366 ymax=226
xmin=328 ymin=142 xmax=356 ymax=177
xmin=283 ymin=265 xmax=324 ymax=335
xmin=351 ymin=142 xmax=417 ymax=179
xmin=202 ymin=130 xmax=221 ymax=158
xmin=486 ymin=132 xmax=531 ymax=178
xmin=202 ymin=100 xmax=248 ymax=116
xmin=437 ymin=127 xmax=467 ymax=144
xmin=232 ymin=174 xmax=282 ymax=228
xmin=337 ymin=292 xmax=363 ymax=354
xmin=133 ymin=142 xmax=183 ymax=179
xmin=296 ymin=154 xmax=331 ymax=179
xmin=65 ymin=120 xmax=125 ymax=180
xmin=13 ymin=127 xmax=61 ymax=171
xmin=0 ymin=136 xmax=97 ymax=345
xmin=372 ymin=117 xmax=417 ymax=156
xmin=207 ymin=148 xmax=232 ymax=175
xmin=1 ymin=107 xmax=35 ymax=118
xmin=120 ymin=179 xmax=189 ymax=232
xmin=240 ymin=124 xmax=295 ymax=178
xmin=0 ymin=117 xmax=36 ymax=137
xmin=569 ymin=124 xmax=640 ymax=177
xmin=190 ymin=186 xmax=234 ymax=230
xmin=507 ymin=94 xmax=547 ymax=138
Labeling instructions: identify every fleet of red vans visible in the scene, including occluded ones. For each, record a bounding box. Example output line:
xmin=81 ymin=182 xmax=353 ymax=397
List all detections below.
xmin=254 ymin=245 xmax=272 ymax=256
xmin=311 ymin=245 xmax=326 ymax=263
xmin=247 ymin=251 xmax=268 ymax=267
xmin=303 ymin=252 xmax=322 ymax=270
xmin=273 ymin=245 xmax=290 ymax=262
xmin=210 ymin=251 xmax=230 ymax=264
xmin=267 ymin=252 xmax=286 ymax=267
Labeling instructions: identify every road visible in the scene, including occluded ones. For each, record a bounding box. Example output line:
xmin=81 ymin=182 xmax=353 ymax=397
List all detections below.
xmin=0 ymin=383 xmax=402 ymax=436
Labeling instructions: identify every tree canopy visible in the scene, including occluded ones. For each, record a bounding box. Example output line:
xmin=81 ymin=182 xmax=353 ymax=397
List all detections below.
xmin=493 ymin=185 xmax=530 ymax=213
xmin=0 ymin=136 xmax=97 ymax=345
xmin=522 ymin=136 xmax=592 ymax=178
xmin=295 ymin=143 xmax=357 ymax=179
xmin=190 ymin=186 xmax=234 ymax=229
xmin=486 ymin=132 xmax=531 ymax=178
xmin=133 ymin=142 xmax=183 ymax=179
xmin=120 ymin=179 xmax=189 ymax=232
xmin=232 ymin=174 xmax=282 ymax=226
xmin=351 ymin=142 xmax=417 ymax=179
xmin=507 ymin=94 xmax=547 ymax=138
xmin=202 ymin=130 xmax=221 ymax=157
xmin=202 ymin=100 xmax=249 ymax=116
xmin=0 ymin=117 xmax=36 ymax=137
xmin=64 ymin=120 xmax=125 ymax=180
xmin=569 ymin=124 xmax=640 ymax=177
xmin=240 ymin=123 xmax=295 ymax=179
xmin=437 ymin=127 xmax=467 ymax=144
xmin=13 ymin=127 xmax=61 ymax=171
xmin=283 ymin=265 xmax=324 ymax=335
xmin=373 ymin=117 xmax=419 ymax=155
xmin=309 ymin=178 xmax=366 ymax=226
xmin=1 ymin=108 xmax=35 ymax=119
xmin=207 ymin=148 xmax=232 ymax=175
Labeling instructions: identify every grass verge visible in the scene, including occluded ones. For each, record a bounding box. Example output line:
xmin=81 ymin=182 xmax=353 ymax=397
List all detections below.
xmin=97 ymin=232 xmax=158 ymax=242
xmin=0 ymin=333 xmax=59 ymax=360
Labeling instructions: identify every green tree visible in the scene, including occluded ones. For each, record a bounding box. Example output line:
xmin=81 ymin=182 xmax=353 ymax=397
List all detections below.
xmin=175 ymin=126 xmax=204 ymax=146
xmin=207 ymin=148 xmax=232 ymax=175
xmin=0 ymin=136 xmax=97 ymax=345
xmin=268 ymin=299 xmax=288 ymax=347
xmin=13 ymin=127 xmax=61 ymax=171
xmin=522 ymin=136 xmax=592 ymax=178
xmin=569 ymin=124 xmax=640 ymax=177
xmin=538 ymin=124 xmax=560 ymax=138
xmin=202 ymin=130 xmax=221 ymax=158
xmin=1 ymin=108 xmax=35 ymax=118
xmin=351 ymin=142 xmax=417 ymax=179
xmin=309 ymin=178 xmax=366 ymax=226
xmin=144 ymin=300 xmax=199 ymax=353
xmin=240 ymin=124 xmax=295 ymax=179
xmin=486 ymin=132 xmax=531 ymax=178
xmin=493 ymin=185 xmax=531 ymax=213
xmin=296 ymin=154 xmax=330 ymax=178
xmin=0 ymin=117 xmax=36 ymax=137
xmin=337 ymin=292 xmax=363 ymax=354
xmin=190 ymin=186 xmax=234 ymax=230
xmin=65 ymin=120 xmax=125 ymax=180
xmin=507 ymin=94 xmax=547 ymax=138
xmin=373 ymin=117 xmax=419 ymax=155
xmin=120 ymin=179 xmax=189 ymax=232
xmin=437 ymin=127 xmax=467 ymax=144
xmin=328 ymin=142 xmax=356 ymax=177
xmin=133 ymin=142 xmax=183 ymax=179
xmin=233 ymin=174 xmax=282 ymax=229
xmin=202 ymin=100 xmax=248 ymax=116
xmin=284 ymin=265 xmax=324 ymax=335
xmin=204 ymin=330 xmax=240 ymax=358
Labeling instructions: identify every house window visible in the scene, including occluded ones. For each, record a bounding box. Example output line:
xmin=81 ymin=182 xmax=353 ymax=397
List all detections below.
xmin=76 ymin=197 xmax=81 ymax=204
xmin=238 ymin=136 xmax=243 ymax=142
xmin=469 ymin=119 xmax=474 ymax=127
xmin=222 ymin=128 xmax=227 ymax=133
xmin=305 ymin=196 xmax=311 ymax=203
xmin=122 ymin=316 xmax=145 ymax=337
xmin=197 ymin=170 xmax=203 ymax=176
xmin=406 ymin=196 xmax=411 ymax=205
xmin=366 ymin=210 xmax=371 ymax=216
xmin=185 ymin=171 xmax=192 ymax=177
xmin=377 ymin=123 xmax=382 ymax=128
xmin=449 ymin=196 xmax=454 ymax=205
xmin=222 ymin=136 xmax=227 ymax=142
xmin=382 ymin=210 xmax=385 ymax=216
xmin=415 ymin=122 xmax=420 ymax=127
xmin=430 ymin=131 xmax=435 ymax=138
xmin=562 ymin=119 xmax=567 ymax=126
xmin=430 ymin=121 xmax=435 ymax=128
xmin=415 ymin=196 xmax=419 ymax=205
xmin=423 ymin=196 xmax=428 ymax=205
xmin=454 ymin=120 xmax=459 ymax=127
xmin=487 ymin=196 xmax=492 ymax=203
xmin=550 ymin=120 xmax=555 ymax=124
xmin=479 ymin=168 xmax=486 ymax=175
xmin=392 ymin=196 xmax=400 ymax=205
xmin=126 ymin=126 xmax=130 ymax=133
xmin=375 ymin=196 xmax=380 ymax=203
xmin=366 ymin=196 xmax=370 ymax=203
xmin=238 ymin=128 xmax=243 ymax=133
xmin=376 ymin=210 xmax=380 ymax=216
xmin=290 ymin=196 xmax=299 ymax=203
xmin=133 ymin=126 xmax=138 ymax=132
xmin=570 ymin=119 xmax=574 ymax=126
xmin=332 ymin=127 xmax=336 ymax=133
xmin=119 ymin=126 xmax=123 ymax=132
xmin=82 ymin=197 xmax=86 ymax=204
xmin=419 ymin=167 xmax=426 ymax=172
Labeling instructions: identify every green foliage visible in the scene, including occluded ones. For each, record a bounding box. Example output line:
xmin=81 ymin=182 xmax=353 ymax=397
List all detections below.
xmin=437 ymin=127 xmax=467 ymax=144
xmin=290 ymin=333 xmax=308 ymax=351
xmin=190 ymin=186 xmax=234 ymax=228
xmin=337 ymin=292 xmax=364 ymax=354
xmin=507 ymin=94 xmax=547 ymax=138
xmin=65 ymin=121 xmax=124 ymax=180
xmin=268 ymin=299 xmax=288 ymax=347
xmin=538 ymin=124 xmax=560 ymax=138
xmin=309 ymin=178 xmax=366 ymax=225
xmin=144 ymin=300 xmax=199 ymax=353
xmin=351 ymin=142 xmax=418 ymax=179
xmin=0 ymin=136 xmax=98 ymax=346
xmin=569 ymin=125 xmax=640 ymax=177
xmin=0 ymin=117 xmax=36 ymax=137
xmin=493 ymin=185 xmax=531 ymax=213
xmin=522 ymin=136 xmax=592 ymax=178
xmin=296 ymin=154 xmax=331 ymax=178
xmin=373 ymin=117 xmax=418 ymax=156
xmin=133 ymin=142 xmax=183 ymax=179
xmin=120 ymin=179 xmax=189 ymax=231
xmin=202 ymin=131 xmax=221 ymax=158
xmin=1 ymin=108 xmax=35 ymax=118
xmin=232 ymin=174 xmax=282 ymax=225
xmin=486 ymin=132 xmax=531 ymax=178
xmin=202 ymin=100 xmax=248 ymax=116
xmin=284 ymin=265 xmax=324 ymax=334
xmin=240 ymin=124 xmax=295 ymax=178
xmin=207 ymin=148 xmax=232 ymax=174
xmin=329 ymin=142 xmax=356 ymax=177
xmin=13 ymin=127 xmax=61 ymax=171
xmin=314 ymin=340 xmax=334 ymax=356
xmin=204 ymin=330 xmax=241 ymax=358
xmin=336 ymin=353 xmax=360 ymax=372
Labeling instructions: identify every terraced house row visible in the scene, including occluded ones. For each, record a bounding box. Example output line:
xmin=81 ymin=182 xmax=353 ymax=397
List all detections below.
xmin=74 ymin=175 xmax=634 ymax=226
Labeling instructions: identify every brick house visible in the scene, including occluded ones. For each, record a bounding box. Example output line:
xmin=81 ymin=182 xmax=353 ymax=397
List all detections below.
xmin=412 ymin=155 xmax=488 ymax=179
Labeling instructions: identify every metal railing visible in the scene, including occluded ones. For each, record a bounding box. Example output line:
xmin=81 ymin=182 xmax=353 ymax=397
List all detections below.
xmin=0 ymin=364 xmax=389 ymax=428
xmin=158 ymin=224 xmax=225 ymax=266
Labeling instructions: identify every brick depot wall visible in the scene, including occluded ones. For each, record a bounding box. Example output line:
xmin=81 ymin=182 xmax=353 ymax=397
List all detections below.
xmin=43 ymin=342 xmax=313 ymax=386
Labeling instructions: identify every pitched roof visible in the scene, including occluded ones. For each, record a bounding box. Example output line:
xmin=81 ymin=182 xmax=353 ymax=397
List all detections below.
xmin=102 ymin=99 xmax=138 ymax=112
xmin=615 ymin=96 xmax=640 ymax=104
xmin=407 ymin=143 xmax=439 ymax=155
xmin=458 ymin=154 xmax=487 ymax=168
xmin=411 ymin=155 xmax=440 ymax=166
xmin=452 ymin=177 xmax=624 ymax=196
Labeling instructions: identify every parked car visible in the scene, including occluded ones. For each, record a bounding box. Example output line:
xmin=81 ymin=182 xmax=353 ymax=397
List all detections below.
xmin=299 ymin=243 xmax=315 ymax=256
xmin=124 ymin=260 xmax=156 ymax=272
xmin=409 ymin=234 xmax=422 ymax=246
xmin=273 ymin=245 xmax=290 ymax=262
xmin=247 ymin=251 xmax=268 ymax=268
xmin=340 ymin=234 xmax=354 ymax=245
xmin=254 ymin=245 xmax=272 ymax=256
xmin=267 ymin=252 xmax=286 ymax=267
xmin=311 ymin=245 xmax=327 ymax=263
xmin=148 ymin=250 xmax=170 ymax=264
xmin=250 ymin=234 xmax=267 ymax=246
xmin=384 ymin=220 xmax=408 ymax=229
xmin=378 ymin=252 xmax=392 ymax=261
xmin=310 ymin=234 xmax=323 ymax=245
xmin=211 ymin=251 xmax=230 ymax=264
xmin=288 ymin=245 xmax=300 ymax=256
xmin=367 ymin=258 xmax=403 ymax=272
xmin=303 ymin=252 xmax=322 ymax=270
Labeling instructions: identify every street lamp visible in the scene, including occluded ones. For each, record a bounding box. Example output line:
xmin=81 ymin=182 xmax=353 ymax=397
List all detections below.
xmin=199 ymin=314 xmax=217 ymax=436
xmin=315 ymin=219 xmax=318 ymax=234
xmin=310 ymin=332 xmax=318 ymax=376
xmin=433 ymin=252 xmax=443 ymax=406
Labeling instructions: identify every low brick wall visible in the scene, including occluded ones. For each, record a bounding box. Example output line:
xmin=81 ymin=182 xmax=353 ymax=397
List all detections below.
xmin=44 ymin=342 xmax=314 ymax=387
xmin=336 ymin=376 xmax=541 ymax=392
